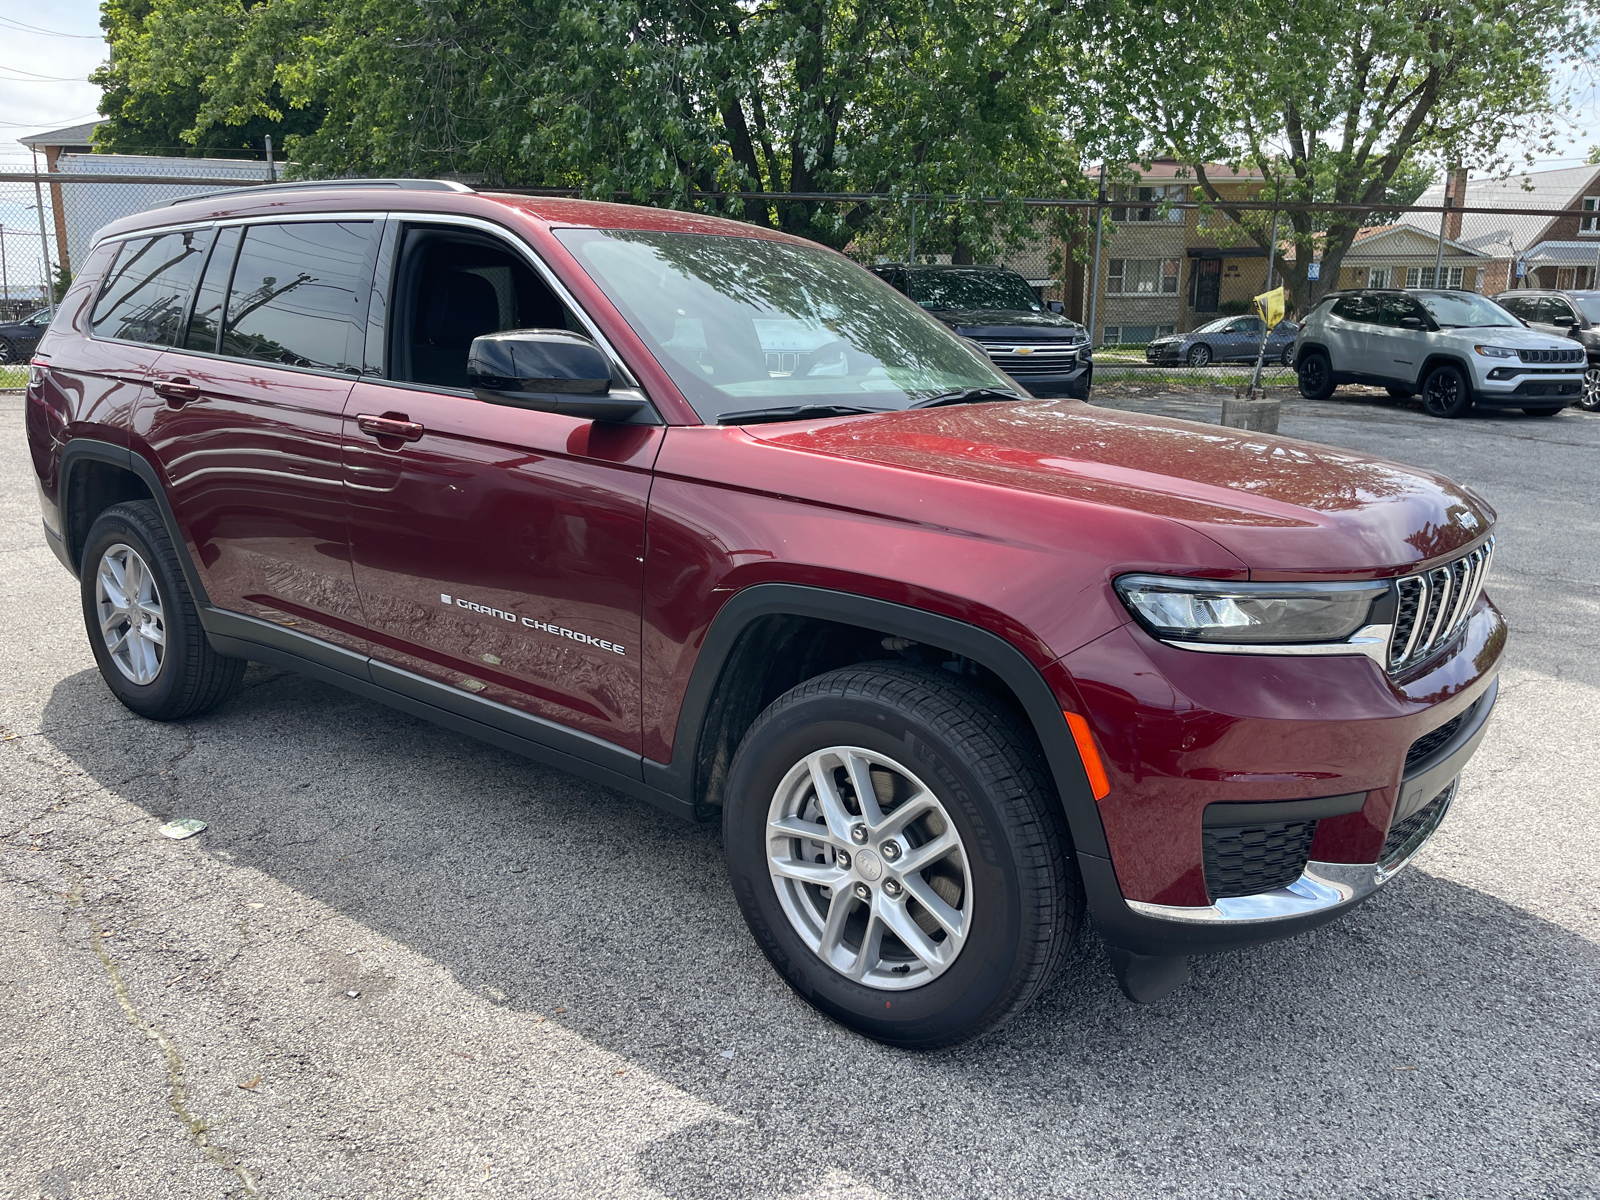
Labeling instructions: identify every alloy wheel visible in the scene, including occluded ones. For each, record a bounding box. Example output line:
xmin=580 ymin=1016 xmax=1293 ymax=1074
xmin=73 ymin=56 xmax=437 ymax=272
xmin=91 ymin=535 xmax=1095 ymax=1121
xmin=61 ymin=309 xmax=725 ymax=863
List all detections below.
xmin=1187 ymin=345 xmax=1211 ymax=368
xmin=1582 ymin=366 xmax=1600 ymax=413
xmin=1423 ymin=370 xmax=1462 ymax=417
xmin=95 ymin=543 xmax=166 ymax=685
xmin=766 ymin=745 xmax=971 ymax=990
xmin=0 ymin=339 xmax=14 ymax=366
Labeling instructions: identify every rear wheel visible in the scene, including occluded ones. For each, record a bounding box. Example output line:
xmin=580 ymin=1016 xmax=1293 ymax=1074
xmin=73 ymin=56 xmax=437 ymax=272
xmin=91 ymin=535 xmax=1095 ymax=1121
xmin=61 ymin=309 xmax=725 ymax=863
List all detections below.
xmin=1521 ymin=406 xmax=1564 ymax=417
xmin=1279 ymin=344 xmax=1294 ymax=366
xmin=1420 ymin=364 xmax=1472 ymax=418
xmin=1186 ymin=344 xmax=1212 ymax=367
xmin=0 ymin=338 xmax=15 ymax=365
xmin=80 ymin=501 xmax=246 ymax=721
xmin=1297 ymin=349 xmax=1334 ymax=400
xmin=723 ymin=663 xmax=1080 ymax=1049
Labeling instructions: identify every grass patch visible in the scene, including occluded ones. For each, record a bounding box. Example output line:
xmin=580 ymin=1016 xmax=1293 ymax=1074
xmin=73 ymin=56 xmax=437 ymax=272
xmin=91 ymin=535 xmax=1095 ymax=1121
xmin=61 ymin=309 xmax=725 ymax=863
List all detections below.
xmin=0 ymin=365 xmax=28 ymax=389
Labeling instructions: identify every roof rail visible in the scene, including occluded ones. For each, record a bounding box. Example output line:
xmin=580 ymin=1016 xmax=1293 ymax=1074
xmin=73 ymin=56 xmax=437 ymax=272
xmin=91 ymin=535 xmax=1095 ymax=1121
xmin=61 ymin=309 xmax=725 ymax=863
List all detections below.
xmin=168 ymin=178 xmax=474 ymax=207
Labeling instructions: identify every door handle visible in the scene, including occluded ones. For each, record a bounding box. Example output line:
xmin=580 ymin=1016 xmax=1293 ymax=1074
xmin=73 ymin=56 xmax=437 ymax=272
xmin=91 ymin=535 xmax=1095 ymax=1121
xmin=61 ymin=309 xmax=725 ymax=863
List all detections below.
xmin=357 ymin=413 xmax=425 ymax=442
xmin=153 ymin=378 xmax=200 ymax=407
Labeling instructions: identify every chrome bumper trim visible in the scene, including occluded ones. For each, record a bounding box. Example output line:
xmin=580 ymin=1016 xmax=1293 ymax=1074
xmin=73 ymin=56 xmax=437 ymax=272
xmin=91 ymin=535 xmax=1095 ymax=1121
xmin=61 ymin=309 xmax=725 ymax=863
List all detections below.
xmin=1125 ymin=780 xmax=1455 ymax=925
xmin=1160 ymin=622 xmax=1393 ymax=667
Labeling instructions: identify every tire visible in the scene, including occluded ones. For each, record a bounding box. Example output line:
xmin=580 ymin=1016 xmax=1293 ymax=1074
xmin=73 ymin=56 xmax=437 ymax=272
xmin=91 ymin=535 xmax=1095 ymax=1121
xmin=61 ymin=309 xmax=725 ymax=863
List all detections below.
xmin=1420 ymin=363 xmax=1472 ymax=418
xmin=0 ymin=338 xmax=15 ymax=365
xmin=1297 ymin=349 xmax=1335 ymax=400
xmin=80 ymin=500 xmax=246 ymax=721
xmin=1579 ymin=366 xmax=1600 ymax=413
xmin=1521 ymin=406 xmax=1564 ymax=417
xmin=723 ymin=663 xmax=1081 ymax=1049
xmin=1186 ymin=344 xmax=1211 ymax=368
xmin=1279 ymin=344 xmax=1294 ymax=366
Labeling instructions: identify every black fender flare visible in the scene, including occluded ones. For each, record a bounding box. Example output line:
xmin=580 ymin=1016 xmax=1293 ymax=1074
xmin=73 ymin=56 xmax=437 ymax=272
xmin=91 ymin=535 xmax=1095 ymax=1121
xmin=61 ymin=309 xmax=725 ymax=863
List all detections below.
xmin=1294 ymin=341 xmax=1331 ymax=369
xmin=643 ymin=582 xmax=1111 ymax=858
xmin=1416 ymin=353 xmax=1478 ymax=397
xmin=56 ymin=438 xmax=212 ymax=605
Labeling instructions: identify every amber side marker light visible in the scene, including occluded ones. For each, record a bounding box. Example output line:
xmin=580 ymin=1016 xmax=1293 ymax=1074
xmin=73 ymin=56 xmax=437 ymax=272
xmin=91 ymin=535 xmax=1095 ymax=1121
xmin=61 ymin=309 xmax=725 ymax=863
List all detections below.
xmin=1064 ymin=712 xmax=1111 ymax=800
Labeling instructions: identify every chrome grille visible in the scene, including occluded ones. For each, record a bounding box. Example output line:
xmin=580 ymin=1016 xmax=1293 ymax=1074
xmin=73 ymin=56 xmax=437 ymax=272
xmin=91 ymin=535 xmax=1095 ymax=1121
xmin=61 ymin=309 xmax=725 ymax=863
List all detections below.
xmin=1387 ymin=540 xmax=1493 ymax=673
xmin=1516 ymin=347 xmax=1584 ymax=364
xmin=975 ymin=340 xmax=1081 ymax=375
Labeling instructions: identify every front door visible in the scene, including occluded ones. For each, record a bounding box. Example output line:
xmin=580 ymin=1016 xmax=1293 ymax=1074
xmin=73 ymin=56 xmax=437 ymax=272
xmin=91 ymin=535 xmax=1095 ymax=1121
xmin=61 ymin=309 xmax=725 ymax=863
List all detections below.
xmin=138 ymin=218 xmax=378 ymax=653
xmin=1373 ymin=294 xmax=1430 ymax=386
xmin=1191 ymin=259 xmax=1221 ymax=313
xmin=343 ymin=223 xmax=661 ymax=752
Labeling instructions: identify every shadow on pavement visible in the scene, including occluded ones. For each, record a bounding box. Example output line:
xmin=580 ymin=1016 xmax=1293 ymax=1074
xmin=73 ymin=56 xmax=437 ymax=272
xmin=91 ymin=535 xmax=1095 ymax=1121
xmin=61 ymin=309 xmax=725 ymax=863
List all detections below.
xmin=39 ymin=663 xmax=1600 ymax=1198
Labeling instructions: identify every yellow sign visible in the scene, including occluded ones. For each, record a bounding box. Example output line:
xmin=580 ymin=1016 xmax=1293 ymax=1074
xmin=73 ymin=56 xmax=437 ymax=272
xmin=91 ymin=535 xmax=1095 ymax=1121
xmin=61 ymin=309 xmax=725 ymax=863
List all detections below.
xmin=1254 ymin=286 xmax=1286 ymax=328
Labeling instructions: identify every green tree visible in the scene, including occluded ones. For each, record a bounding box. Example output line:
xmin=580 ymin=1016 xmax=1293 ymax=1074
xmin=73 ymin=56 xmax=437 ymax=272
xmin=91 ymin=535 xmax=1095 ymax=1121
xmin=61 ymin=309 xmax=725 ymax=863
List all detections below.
xmin=1079 ymin=0 xmax=1598 ymax=312
xmin=96 ymin=0 xmax=1082 ymax=255
xmin=93 ymin=0 xmax=323 ymax=157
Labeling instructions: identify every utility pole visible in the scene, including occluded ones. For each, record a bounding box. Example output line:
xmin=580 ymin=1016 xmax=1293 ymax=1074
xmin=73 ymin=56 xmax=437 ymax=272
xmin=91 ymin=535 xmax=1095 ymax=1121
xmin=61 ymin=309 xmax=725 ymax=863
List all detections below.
xmin=0 ymin=225 xmax=9 ymax=310
xmin=1086 ymin=163 xmax=1107 ymax=346
xmin=1433 ymin=166 xmax=1456 ymax=288
xmin=31 ymin=148 xmax=55 ymax=319
xmin=265 ymin=135 xmax=276 ymax=182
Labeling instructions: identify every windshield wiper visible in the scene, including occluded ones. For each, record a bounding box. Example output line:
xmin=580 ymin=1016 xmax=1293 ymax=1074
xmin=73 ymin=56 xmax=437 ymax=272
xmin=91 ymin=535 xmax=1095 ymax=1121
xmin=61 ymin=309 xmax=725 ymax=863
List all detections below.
xmin=910 ymin=386 xmax=1028 ymax=409
xmin=716 ymin=403 xmax=889 ymax=426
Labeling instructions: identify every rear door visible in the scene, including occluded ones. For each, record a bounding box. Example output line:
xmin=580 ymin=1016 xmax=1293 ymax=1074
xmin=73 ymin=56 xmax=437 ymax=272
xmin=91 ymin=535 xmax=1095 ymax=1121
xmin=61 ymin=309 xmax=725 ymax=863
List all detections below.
xmin=139 ymin=218 xmax=379 ymax=653
xmin=1322 ymin=294 xmax=1381 ymax=373
xmin=342 ymin=220 xmax=662 ymax=753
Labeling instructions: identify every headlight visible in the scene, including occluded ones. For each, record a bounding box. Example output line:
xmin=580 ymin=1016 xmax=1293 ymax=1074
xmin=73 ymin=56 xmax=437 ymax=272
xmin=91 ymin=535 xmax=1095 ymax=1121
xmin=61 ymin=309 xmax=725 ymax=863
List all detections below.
xmin=1114 ymin=575 xmax=1388 ymax=645
xmin=1473 ymin=345 xmax=1518 ymax=358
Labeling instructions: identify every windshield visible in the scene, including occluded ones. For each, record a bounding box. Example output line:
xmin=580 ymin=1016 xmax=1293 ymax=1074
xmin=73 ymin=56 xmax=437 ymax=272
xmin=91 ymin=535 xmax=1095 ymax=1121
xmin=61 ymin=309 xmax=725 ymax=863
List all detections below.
xmin=554 ymin=229 xmax=1016 ymax=423
xmin=1193 ymin=317 xmax=1234 ymax=333
xmin=1413 ymin=291 xmax=1519 ymax=328
xmin=1575 ymin=294 xmax=1600 ymax=322
xmin=907 ymin=269 xmax=1042 ymax=312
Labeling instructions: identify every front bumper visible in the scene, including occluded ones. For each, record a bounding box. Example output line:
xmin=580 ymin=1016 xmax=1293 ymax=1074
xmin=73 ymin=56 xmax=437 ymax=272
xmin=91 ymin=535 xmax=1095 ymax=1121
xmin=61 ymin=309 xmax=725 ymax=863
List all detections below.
xmin=1472 ymin=366 xmax=1585 ymax=406
xmin=1005 ymin=363 xmax=1093 ymax=398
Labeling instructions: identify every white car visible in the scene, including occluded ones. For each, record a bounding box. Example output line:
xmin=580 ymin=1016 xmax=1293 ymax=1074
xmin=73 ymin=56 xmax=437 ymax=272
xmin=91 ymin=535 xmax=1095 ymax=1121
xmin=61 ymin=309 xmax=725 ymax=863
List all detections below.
xmin=1292 ymin=289 xmax=1587 ymax=418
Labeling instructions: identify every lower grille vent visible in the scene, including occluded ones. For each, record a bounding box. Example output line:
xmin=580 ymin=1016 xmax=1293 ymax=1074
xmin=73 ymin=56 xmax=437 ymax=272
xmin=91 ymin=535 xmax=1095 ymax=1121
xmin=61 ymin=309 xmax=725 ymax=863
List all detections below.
xmin=1203 ymin=820 xmax=1318 ymax=900
xmin=1404 ymin=712 xmax=1468 ymax=773
xmin=1381 ymin=784 xmax=1455 ymax=867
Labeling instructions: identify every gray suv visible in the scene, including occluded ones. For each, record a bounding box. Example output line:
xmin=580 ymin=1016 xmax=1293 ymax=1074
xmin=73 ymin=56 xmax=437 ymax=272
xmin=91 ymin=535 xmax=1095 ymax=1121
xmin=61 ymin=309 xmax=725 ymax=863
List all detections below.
xmin=1294 ymin=289 xmax=1587 ymax=418
xmin=1492 ymin=289 xmax=1600 ymax=412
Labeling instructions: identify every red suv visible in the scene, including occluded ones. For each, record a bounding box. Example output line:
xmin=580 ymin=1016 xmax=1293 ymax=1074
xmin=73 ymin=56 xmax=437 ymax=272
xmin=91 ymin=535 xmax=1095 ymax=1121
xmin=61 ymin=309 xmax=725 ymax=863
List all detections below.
xmin=26 ymin=181 xmax=1503 ymax=1047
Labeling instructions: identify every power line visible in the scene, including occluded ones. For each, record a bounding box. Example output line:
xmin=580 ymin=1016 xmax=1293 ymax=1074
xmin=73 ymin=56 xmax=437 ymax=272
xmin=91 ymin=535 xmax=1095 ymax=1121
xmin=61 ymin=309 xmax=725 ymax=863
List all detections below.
xmin=0 ymin=16 xmax=104 ymax=39
xmin=0 ymin=65 xmax=94 ymax=82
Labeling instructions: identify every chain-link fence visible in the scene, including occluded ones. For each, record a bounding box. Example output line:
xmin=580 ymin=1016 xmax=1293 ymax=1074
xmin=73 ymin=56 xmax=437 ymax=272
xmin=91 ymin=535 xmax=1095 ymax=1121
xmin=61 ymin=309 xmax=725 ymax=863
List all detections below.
xmin=4 ymin=163 xmax=1598 ymax=394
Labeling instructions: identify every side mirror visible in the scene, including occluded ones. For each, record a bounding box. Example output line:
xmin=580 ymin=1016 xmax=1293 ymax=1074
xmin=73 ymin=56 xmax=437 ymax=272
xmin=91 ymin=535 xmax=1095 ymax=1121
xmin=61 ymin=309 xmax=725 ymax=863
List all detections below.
xmin=1047 ymin=300 xmax=1066 ymax=315
xmin=1398 ymin=315 xmax=1427 ymax=329
xmin=1551 ymin=314 xmax=1577 ymax=328
xmin=467 ymin=329 xmax=650 ymax=422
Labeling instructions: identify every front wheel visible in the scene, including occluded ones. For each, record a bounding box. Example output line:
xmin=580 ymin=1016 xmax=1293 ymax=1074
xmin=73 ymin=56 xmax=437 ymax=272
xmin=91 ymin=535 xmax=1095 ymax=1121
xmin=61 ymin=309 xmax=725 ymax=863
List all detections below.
xmin=723 ymin=664 xmax=1080 ymax=1049
xmin=1186 ymin=344 xmax=1212 ymax=368
xmin=80 ymin=501 xmax=246 ymax=720
xmin=1297 ymin=349 xmax=1335 ymax=400
xmin=0 ymin=338 xmax=15 ymax=365
xmin=1420 ymin=364 xmax=1472 ymax=418
xmin=1579 ymin=366 xmax=1600 ymax=412
xmin=1279 ymin=344 xmax=1294 ymax=366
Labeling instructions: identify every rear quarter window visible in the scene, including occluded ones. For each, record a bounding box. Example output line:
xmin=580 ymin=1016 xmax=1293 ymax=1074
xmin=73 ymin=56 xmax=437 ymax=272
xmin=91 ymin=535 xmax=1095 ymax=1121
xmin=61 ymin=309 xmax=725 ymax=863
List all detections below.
xmin=90 ymin=230 xmax=212 ymax=346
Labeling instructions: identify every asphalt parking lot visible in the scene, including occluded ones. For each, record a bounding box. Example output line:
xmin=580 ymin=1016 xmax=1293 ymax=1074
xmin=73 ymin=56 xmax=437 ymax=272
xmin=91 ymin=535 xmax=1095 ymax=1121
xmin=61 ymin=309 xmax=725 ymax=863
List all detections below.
xmin=3 ymin=388 xmax=1598 ymax=1200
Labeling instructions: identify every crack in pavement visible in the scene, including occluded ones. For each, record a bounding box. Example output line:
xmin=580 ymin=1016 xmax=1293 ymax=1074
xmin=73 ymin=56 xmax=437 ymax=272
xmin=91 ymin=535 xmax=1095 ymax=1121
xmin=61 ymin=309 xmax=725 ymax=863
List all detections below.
xmin=66 ymin=881 xmax=262 ymax=1198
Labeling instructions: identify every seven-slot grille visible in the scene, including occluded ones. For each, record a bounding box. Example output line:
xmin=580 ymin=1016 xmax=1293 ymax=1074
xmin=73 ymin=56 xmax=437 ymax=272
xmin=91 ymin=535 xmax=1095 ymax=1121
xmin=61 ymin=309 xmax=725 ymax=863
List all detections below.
xmin=1387 ymin=540 xmax=1493 ymax=673
xmin=975 ymin=339 xmax=1081 ymax=376
xmin=1517 ymin=347 xmax=1584 ymax=364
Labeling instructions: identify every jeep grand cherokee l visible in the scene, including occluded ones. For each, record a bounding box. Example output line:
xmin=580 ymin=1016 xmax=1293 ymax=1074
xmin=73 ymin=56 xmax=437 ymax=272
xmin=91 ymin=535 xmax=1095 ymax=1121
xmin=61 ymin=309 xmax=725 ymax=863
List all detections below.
xmin=869 ymin=263 xmax=1093 ymax=399
xmin=26 ymin=181 xmax=1504 ymax=1048
xmin=1293 ymin=288 xmax=1586 ymax=416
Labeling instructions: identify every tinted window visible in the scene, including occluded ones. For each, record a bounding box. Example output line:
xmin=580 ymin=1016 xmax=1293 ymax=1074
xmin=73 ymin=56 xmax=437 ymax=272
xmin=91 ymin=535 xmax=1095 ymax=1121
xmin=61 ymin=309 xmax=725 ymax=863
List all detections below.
xmin=185 ymin=225 xmax=242 ymax=354
xmin=1539 ymin=297 xmax=1577 ymax=324
xmin=1497 ymin=295 xmax=1537 ymax=320
xmin=220 ymin=221 xmax=374 ymax=371
xmin=1330 ymin=294 xmax=1381 ymax=322
xmin=906 ymin=268 xmax=1042 ymax=312
xmin=1378 ymin=295 xmax=1425 ymax=326
xmin=91 ymin=230 xmax=210 ymax=346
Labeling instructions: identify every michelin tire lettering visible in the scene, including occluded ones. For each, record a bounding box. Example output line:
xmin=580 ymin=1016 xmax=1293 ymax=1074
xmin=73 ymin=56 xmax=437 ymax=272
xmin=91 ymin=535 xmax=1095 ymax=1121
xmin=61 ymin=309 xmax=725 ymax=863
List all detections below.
xmin=440 ymin=593 xmax=626 ymax=655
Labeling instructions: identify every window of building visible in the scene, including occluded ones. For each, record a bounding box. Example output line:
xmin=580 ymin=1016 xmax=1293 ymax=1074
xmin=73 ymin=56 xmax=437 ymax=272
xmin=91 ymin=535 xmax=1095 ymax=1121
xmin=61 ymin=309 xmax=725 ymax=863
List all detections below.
xmin=1111 ymin=186 xmax=1187 ymax=223
xmin=1367 ymin=267 xmax=1390 ymax=288
xmin=1107 ymin=258 xmax=1180 ymax=295
xmin=90 ymin=229 xmax=211 ymax=346
xmin=1581 ymin=196 xmax=1598 ymax=235
xmin=1156 ymin=324 xmax=1176 ymax=337
xmin=1104 ymin=324 xmax=1156 ymax=345
xmin=1404 ymin=266 xmax=1464 ymax=289
xmin=218 ymin=221 xmax=376 ymax=372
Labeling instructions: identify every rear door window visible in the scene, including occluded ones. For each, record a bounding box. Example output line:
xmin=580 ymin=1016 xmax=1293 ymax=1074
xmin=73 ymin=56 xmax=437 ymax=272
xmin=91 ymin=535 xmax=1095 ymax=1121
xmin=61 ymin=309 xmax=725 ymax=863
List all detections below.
xmin=1498 ymin=295 xmax=1537 ymax=321
xmin=1330 ymin=294 xmax=1381 ymax=323
xmin=90 ymin=229 xmax=211 ymax=346
xmin=218 ymin=221 xmax=376 ymax=372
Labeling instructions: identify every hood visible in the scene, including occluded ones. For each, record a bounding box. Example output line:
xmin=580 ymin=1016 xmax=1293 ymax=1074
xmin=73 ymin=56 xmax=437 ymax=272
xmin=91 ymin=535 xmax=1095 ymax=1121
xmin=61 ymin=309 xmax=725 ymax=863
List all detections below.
xmin=750 ymin=400 xmax=1494 ymax=576
xmin=1460 ymin=326 xmax=1584 ymax=351
xmin=928 ymin=309 xmax=1087 ymax=340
